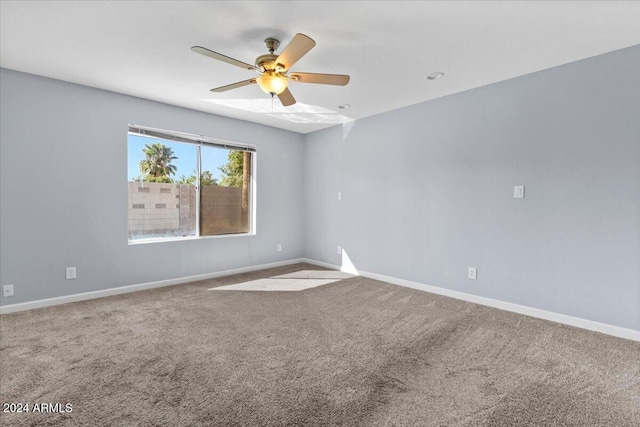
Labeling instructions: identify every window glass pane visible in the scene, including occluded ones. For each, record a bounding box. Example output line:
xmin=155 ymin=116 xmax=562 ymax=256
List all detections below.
xmin=200 ymin=148 xmax=252 ymax=236
xmin=127 ymin=135 xmax=197 ymax=240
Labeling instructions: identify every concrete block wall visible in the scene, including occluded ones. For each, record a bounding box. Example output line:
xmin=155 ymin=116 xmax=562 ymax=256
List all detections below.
xmin=177 ymin=184 xmax=197 ymax=234
xmin=127 ymin=182 xmax=246 ymax=239
xmin=127 ymin=182 xmax=196 ymax=238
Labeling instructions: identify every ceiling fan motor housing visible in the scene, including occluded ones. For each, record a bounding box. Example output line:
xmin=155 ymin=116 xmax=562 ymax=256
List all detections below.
xmin=255 ymin=54 xmax=285 ymax=73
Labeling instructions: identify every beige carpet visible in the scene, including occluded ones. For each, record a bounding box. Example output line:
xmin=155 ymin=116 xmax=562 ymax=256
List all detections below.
xmin=1 ymin=263 xmax=639 ymax=426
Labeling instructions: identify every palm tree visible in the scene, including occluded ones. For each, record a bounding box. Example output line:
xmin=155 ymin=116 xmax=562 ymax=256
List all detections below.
xmin=139 ymin=143 xmax=178 ymax=182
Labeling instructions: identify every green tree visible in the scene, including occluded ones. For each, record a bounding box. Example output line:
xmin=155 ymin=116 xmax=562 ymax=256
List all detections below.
xmin=176 ymin=170 xmax=217 ymax=186
xmin=139 ymin=143 xmax=178 ymax=182
xmin=176 ymin=174 xmax=194 ymax=185
xmin=200 ymin=170 xmax=217 ymax=186
xmin=144 ymin=175 xmax=174 ymax=183
xmin=218 ymin=151 xmax=244 ymax=187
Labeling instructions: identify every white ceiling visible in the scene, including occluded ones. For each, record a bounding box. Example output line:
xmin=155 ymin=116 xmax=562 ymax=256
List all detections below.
xmin=2 ymin=1 xmax=639 ymax=134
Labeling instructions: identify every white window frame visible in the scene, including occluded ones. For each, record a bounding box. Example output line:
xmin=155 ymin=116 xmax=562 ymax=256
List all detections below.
xmin=127 ymin=124 xmax=256 ymax=244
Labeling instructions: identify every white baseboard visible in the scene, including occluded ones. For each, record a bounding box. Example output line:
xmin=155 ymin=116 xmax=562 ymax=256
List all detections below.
xmin=301 ymin=258 xmax=640 ymax=342
xmin=0 ymin=258 xmax=305 ymax=315
xmin=300 ymin=258 xmax=340 ymax=271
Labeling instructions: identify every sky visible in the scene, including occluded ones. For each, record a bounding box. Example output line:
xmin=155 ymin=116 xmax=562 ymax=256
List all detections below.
xmin=128 ymin=134 xmax=230 ymax=182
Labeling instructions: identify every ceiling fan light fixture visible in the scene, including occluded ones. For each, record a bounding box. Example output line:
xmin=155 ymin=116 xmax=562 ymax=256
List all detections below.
xmin=257 ymin=72 xmax=288 ymax=95
xmin=193 ymin=33 xmax=349 ymax=106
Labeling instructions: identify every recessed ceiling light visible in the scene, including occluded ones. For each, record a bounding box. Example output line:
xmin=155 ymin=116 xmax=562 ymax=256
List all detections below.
xmin=338 ymin=104 xmax=351 ymax=109
xmin=427 ymin=72 xmax=445 ymax=80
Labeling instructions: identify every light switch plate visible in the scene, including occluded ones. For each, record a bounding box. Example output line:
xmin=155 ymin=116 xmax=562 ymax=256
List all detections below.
xmin=66 ymin=267 xmax=77 ymax=280
xmin=468 ymin=268 xmax=477 ymax=280
xmin=514 ymin=186 xmax=525 ymax=198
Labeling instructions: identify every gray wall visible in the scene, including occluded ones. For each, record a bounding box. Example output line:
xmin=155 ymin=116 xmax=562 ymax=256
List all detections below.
xmin=304 ymin=45 xmax=640 ymax=331
xmin=3 ymin=45 xmax=639 ymax=332
xmin=1 ymin=68 xmax=305 ymax=305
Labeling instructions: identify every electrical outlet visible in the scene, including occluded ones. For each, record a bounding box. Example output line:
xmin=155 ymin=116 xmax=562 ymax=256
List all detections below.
xmin=3 ymin=284 xmax=14 ymax=298
xmin=277 ymin=244 xmax=282 ymax=252
xmin=337 ymin=245 xmax=342 ymax=255
xmin=66 ymin=267 xmax=77 ymax=280
xmin=468 ymin=268 xmax=477 ymax=280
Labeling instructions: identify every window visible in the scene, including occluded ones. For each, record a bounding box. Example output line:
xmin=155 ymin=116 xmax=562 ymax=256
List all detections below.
xmin=127 ymin=125 xmax=255 ymax=242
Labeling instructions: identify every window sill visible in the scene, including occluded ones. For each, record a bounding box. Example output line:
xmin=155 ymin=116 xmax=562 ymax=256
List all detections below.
xmin=128 ymin=232 xmax=255 ymax=245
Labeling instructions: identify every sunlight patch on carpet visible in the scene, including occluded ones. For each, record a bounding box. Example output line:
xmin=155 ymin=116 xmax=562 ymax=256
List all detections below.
xmin=271 ymin=270 xmax=354 ymax=280
xmin=210 ymin=270 xmax=354 ymax=292
xmin=209 ymin=278 xmax=341 ymax=292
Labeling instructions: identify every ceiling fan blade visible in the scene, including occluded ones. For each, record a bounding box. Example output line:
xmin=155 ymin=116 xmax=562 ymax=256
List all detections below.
xmin=210 ymin=79 xmax=256 ymax=92
xmin=277 ymin=87 xmax=296 ymax=106
xmin=275 ymin=33 xmax=316 ymax=70
xmin=191 ymin=46 xmax=258 ymax=71
xmin=288 ymin=72 xmax=350 ymax=86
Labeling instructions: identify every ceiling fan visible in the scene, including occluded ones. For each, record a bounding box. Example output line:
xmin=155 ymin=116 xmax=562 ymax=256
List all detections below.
xmin=191 ymin=33 xmax=350 ymax=106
